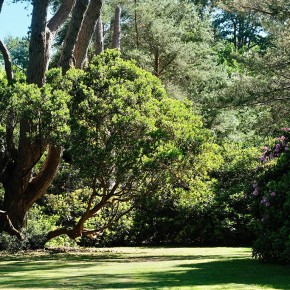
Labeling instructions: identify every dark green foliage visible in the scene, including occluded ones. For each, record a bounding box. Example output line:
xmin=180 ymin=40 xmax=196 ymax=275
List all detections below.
xmin=1 ymin=37 xmax=29 ymax=69
xmin=213 ymin=9 xmax=269 ymax=51
xmin=251 ymin=129 xmax=290 ymax=264
xmin=36 ymin=50 xmax=216 ymax=241
xmin=79 ymin=142 xmax=259 ymax=247
xmin=0 ymin=205 xmax=58 ymax=251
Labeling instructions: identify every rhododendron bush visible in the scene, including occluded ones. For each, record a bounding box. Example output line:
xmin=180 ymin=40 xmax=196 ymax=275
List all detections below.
xmin=251 ymin=128 xmax=290 ymax=264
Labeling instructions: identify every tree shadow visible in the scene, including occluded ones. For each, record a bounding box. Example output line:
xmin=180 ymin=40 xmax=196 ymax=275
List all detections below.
xmin=0 ymin=251 xmax=289 ymax=289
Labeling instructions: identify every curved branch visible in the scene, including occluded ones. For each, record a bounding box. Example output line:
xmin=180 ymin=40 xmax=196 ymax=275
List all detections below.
xmin=0 ymin=210 xmax=23 ymax=240
xmin=25 ymin=146 xmax=62 ymax=208
xmin=0 ymin=40 xmax=13 ymax=82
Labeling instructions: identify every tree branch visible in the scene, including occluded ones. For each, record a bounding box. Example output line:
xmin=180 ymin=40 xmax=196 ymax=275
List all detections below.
xmin=0 ymin=40 xmax=13 ymax=82
xmin=0 ymin=210 xmax=23 ymax=240
xmin=159 ymin=54 xmax=177 ymax=75
xmin=25 ymin=146 xmax=62 ymax=208
xmin=47 ymin=0 xmax=76 ymax=33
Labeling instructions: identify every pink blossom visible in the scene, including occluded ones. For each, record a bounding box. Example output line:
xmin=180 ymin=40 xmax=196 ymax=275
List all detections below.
xmin=278 ymin=136 xmax=286 ymax=141
xmin=261 ymin=197 xmax=267 ymax=203
xmin=265 ymin=202 xmax=270 ymax=207
xmin=253 ymin=190 xmax=259 ymax=196
xmin=263 ymin=146 xmax=268 ymax=151
xmin=270 ymin=191 xmax=276 ymax=197
xmin=285 ymin=147 xmax=289 ymax=151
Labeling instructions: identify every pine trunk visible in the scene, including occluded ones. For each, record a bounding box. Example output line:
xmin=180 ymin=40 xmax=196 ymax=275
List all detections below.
xmin=112 ymin=6 xmax=121 ymax=50
xmin=95 ymin=15 xmax=104 ymax=54
xmin=73 ymin=0 xmax=103 ymax=68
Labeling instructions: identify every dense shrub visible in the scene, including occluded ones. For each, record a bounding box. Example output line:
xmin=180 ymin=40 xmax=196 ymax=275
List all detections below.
xmin=0 ymin=205 xmax=59 ymax=251
xmin=79 ymin=143 xmax=258 ymax=247
xmin=251 ymin=128 xmax=290 ymax=264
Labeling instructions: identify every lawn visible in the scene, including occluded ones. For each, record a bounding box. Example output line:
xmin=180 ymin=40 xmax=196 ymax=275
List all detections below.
xmin=0 ymin=247 xmax=289 ymax=289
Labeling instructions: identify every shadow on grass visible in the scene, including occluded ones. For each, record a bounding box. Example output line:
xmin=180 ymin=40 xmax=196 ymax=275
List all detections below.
xmin=0 ymin=251 xmax=289 ymax=289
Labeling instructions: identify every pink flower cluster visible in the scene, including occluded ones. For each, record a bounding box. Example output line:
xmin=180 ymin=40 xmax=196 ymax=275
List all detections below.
xmin=252 ymin=182 xmax=277 ymax=207
xmin=261 ymin=196 xmax=270 ymax=207
xmin=259 ymin=129 xmax=290 ymax=163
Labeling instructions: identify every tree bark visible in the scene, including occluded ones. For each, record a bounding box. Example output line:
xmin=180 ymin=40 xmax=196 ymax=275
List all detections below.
xmin=47 ymin=0 xmax=76 ymax=33
xmin=134 ymin=0 xmax=139 ymax=48
xmin=0 ymin=40 xmax=13 ymax=82
xmin=0 ymin=211 xmax=23 ymax=240
xmin=26 ymin=0 xmax=49 ymax=87
xmin=45 ymin=0 xmax=76 ymax=70
xmin=0 ymin=0 xmax=68 ymax=237
xmin=95 ymin=15 xmax=104 ymax=54
xmin=25 ymin=146 xmax=62 ymax=208
xmin=74 ymin=0 xmax=103 ymax=68
xmin=154 ymin=47 xmax=160 ymax=77
xmin=58 ymin=0 xmax=89 ymax=73
xmin=112 ymin=5 xmax=121 ymax=50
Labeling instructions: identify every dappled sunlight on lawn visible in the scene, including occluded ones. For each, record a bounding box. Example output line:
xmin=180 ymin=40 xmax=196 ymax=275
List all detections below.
xmin=0 ymin=247 xmax=289 ymax=289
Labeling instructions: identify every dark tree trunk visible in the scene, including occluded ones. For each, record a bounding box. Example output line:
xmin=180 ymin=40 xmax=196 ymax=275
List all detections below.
xmin=45 ymin=0 xmax=76 ymax=70
xmin=26 ymin=0 xmax=49 ymax=86
xmin=112 ymin=5 xmax=121 ymax=50
xmin=1 ymin=0 xmax=104 ymax=242
xmin=74 ymin=0 xmax=103 ymax=68
xmin=0 ymin=0 xmax=65 ymax=238
xmin=0 ymin=0 xmax=4 ymax=13
xmin=95 ymin=15 xmax=104 ymax=54
xmin=58 ymin=0 xmax=89 ymax=73
xmin=154 ymin=47 xmax=160 ymax=77
xmin=134 ymin=0 xmax=139 ymax=48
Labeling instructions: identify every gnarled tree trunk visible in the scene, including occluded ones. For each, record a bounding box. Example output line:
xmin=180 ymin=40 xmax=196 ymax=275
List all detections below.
xmin=0 ymin=0 xmax=80 ymax=238
xmin=0 ymin=0 xmax=105 ymax=241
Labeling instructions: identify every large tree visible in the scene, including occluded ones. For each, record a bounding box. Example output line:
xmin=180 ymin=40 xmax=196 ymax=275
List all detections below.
xmin=44 ymin=50 xmax=211 ymax=242
xmin=216 ymin=0 xmax=290 ymax=129
xmin=0 ymin=0 xmax=103 ymax=238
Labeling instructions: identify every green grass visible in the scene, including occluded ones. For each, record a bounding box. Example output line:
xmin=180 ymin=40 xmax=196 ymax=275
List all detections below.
xmin=0 ymin=247 xmax=289 ymax=289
